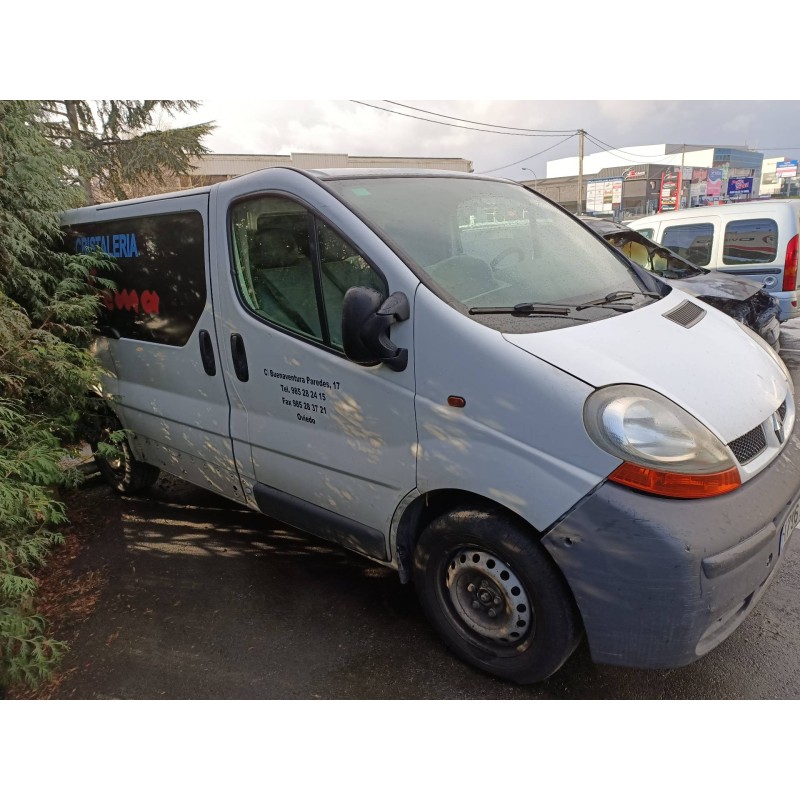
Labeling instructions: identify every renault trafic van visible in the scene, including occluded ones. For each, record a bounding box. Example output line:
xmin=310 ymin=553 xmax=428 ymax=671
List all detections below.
xmin=63 ymin=170 xmax=800 ymax=683
xmin=628 ymin=200 xmax=800 ymax=321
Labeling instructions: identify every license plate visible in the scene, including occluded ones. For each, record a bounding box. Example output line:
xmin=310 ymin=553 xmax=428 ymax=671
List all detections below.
xmin=780 ymin=497 xmax=800 ymax=554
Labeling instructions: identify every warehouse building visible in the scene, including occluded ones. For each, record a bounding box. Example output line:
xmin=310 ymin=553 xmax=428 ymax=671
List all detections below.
xmin=170 ymin=152 xmax=473 ymax=190
xmin=527 ymin=143 xmax=763 ymax=219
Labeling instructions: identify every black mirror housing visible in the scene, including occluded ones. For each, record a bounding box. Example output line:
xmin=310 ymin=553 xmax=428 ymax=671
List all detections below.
xmin=342 ymin=287 xmax=410 ymax=372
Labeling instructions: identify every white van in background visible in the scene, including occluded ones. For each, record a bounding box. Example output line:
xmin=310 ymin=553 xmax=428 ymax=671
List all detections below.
xmin=628 ymin=200 xmax=800 ymax=321
xmin=62 ymin=171 xmax=800 ymax=683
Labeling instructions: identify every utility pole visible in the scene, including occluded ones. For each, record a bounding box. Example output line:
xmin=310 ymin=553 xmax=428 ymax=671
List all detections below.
xmin=577 ymin=129 xmax=585 ymax=214
xmin=680 ymin=143 xmax=686 ymax=209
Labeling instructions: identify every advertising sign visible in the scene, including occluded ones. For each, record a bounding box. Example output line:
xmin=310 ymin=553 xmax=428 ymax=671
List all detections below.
xmin=706 ymin=168 xmax=723 ymax=197
xmin=690 ymin=167 xmax=708 ymax=198
xmin=727 ymin=177 xmax=754 ymax=199
xmin=586 ymin=178 xmax=622 ymax=213
xmin=622 ymin=167 xmax=646 ymax=181
xmin=777 ymin=160 xmax=799 ymax=178
xmin=659 ymin=167 xmax=682 ymax=212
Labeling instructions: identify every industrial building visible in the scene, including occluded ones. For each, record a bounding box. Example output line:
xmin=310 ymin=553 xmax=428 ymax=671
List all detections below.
xmin=168 ymin=152 xmax=473 ymax=190
xmin=526 ymin=143 xmax=764 ymax=219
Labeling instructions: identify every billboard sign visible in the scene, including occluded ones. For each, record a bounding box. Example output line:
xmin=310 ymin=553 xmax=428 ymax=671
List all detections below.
xmin=659 ymin=166 xmax=682 ymax=212
xmin=776 ymin=160 xmax=798 ymax=178
xmin=727 ymin=177 xmax=753 ymax=198
xmin=586 ymin=178 xmax=622 ymax=213
xmin=706 ymin=168 xmax=723 ymax=197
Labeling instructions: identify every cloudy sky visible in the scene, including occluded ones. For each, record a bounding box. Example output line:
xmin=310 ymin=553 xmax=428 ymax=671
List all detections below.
xmin=14 ymin=1 xmax=799 ymax=187
xmin=174 ymin=99 xmax=800 ymax=182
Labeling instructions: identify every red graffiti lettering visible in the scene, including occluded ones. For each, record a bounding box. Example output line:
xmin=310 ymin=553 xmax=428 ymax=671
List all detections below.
xmin=140 ymin=290 xmax=160 ymax=315
xmin=114 ymin=288 xmax=139 ymax=312
xmin=108 ymin=287 xmax=159 ymax=315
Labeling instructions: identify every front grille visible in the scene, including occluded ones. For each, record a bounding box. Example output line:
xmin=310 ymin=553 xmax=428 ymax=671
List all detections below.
xmin=662 ymin=300 xmax=706 ymax=329
xmin=729 ymin=424 xmax=767 ymax=464
xmin=778 ymin=400 xmax=787 ymax=422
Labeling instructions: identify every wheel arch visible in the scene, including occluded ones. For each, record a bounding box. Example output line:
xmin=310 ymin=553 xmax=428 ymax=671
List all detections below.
xmin=393 ymin=488 xmax=541 ymax=584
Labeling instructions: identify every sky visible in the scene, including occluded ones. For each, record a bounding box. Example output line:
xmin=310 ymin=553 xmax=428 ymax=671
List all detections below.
xmin=175 ymin=99 xmax=800 ymax=182
xmin=12 ymin=2 xmax=799 ymax=188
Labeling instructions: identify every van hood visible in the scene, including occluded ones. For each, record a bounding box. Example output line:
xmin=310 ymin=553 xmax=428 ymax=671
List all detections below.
xmin=504 ymin=292 xmax=789 ymax=444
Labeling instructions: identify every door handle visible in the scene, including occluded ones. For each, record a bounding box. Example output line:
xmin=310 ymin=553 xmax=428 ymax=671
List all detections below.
xmin=198 ymin=329 xmax=216 ymax=376
xmin=230 ymin=333 xmax=249 ymax=382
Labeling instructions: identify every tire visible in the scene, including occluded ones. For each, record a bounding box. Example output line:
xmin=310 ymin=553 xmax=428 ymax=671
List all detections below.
xmin=91 ymin=420 xmax=160 ymax=495
xmin=413 ymin=507 xmax=582 ymax=684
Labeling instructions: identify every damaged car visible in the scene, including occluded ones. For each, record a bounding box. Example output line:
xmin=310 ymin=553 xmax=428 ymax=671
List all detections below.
xmin=579 ymin=216 xmax=781 ymax=351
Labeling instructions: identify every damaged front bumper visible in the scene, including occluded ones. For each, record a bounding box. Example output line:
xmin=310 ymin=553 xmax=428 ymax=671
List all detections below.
xmin=542 ymin=407 xmax=800 ymax=669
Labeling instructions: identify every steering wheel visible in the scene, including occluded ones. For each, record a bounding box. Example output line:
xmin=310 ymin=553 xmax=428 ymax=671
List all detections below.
xmin=489 ymin=247 xmax=524 ymax=268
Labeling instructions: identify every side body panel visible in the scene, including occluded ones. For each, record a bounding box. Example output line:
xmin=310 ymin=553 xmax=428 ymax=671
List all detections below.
xmin=65 ymin=194 xmax=243 ymax=502
xmin=413 ymin=285 xmax=620 ymax=532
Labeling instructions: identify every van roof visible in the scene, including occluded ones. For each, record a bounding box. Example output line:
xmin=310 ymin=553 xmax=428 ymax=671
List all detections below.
xmin=62 ymin=167 xmax=504 ymax=217
xmin=631 ymin=198 xmax=800 ymax=227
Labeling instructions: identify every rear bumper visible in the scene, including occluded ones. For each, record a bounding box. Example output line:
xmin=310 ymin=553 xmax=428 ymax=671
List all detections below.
xmin=772 ymin=290 xmax=799 ymax=322
xmin=542 ymin=410 xmax=800 ymax=669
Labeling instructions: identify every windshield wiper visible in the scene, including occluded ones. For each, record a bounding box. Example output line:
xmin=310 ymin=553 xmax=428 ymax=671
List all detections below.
xmin=575 ymin=290 xmax=661 ymax=311
xmin=469 ymin=302 xmax=573 ymax=316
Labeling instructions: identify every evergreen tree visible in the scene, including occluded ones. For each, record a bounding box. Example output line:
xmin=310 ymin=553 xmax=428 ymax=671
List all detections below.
xmin=0 ymin=100 xmax=112 ymax=690
xmin=41 ymin=100 xmax=215 ymax=203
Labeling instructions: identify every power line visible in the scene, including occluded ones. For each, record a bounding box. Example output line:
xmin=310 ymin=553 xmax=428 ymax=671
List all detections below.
xmin=477 ymin=133 xmax=579 ymax=174
xmin=583 ymin=132 xmax=694 ymax=166
xmin=350 ymin=100 xmax=576 ymax=137
xmin=382 ymin=101 xmax=575 ymax=134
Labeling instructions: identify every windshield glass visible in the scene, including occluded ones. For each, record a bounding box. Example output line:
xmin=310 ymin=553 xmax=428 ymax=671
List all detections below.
xmin=326 ymin=176 xmax=658 ymax=331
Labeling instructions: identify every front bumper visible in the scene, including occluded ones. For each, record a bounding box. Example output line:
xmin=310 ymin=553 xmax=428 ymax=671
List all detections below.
xmin=542 ymin=409 xmax=800 ymax=669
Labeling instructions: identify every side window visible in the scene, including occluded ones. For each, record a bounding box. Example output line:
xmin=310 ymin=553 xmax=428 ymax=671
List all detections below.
xmin=636 ymin=227 xmax=655 ymax=240
xmin=67 ymin=211 xmax=206 ymax=346
xmin=662 ymin=223 xmax=714 ymax=267
xmin=317 ymin=220 xmax=386 ymax=349
xmin=229 ymin=197 xmax=386 ymax=351
xmin=230 ymin=197 xmax=323 ymax=341
xmin=723 ymin=219 xmax=778 ymax=265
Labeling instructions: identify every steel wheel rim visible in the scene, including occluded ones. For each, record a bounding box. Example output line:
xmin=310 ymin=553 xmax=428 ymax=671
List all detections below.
xmin=445 ymin=549 xmax=533 ymax=646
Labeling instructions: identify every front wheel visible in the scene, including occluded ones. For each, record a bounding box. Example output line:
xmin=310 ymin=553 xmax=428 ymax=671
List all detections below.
xmin=413 ymin=507 xmax=582 ymax=683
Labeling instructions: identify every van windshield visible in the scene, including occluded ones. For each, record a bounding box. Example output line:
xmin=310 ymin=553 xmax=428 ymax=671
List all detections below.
xmin=326 ymin=176 xmax=660 ymax=331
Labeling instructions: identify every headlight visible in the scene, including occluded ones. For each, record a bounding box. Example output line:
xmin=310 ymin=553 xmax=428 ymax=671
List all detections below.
xmin=584 ymin=385 xmax=740 ymax=498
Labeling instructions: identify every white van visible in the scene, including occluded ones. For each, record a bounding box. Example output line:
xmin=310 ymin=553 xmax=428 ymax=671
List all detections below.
xmin=628 ymin=200 xmax=800 ymax=321
xmin=63 ymin=170 xmax=800 ymax=683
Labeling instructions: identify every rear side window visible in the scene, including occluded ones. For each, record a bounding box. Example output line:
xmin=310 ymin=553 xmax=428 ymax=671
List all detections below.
xmin=722 ymin=218 xmax=778 ymax=265
xmin=636 ymin=227 xmax=655 ymax=240
xmin=662 ymin=223 xmax=714 ymax=267
xmin=65 ymin=211 xmax=206 ymax=346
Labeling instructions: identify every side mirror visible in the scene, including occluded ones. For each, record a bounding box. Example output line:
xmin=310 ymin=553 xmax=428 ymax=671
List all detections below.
xmin=342 ymin=287 xmax=410 ymax=372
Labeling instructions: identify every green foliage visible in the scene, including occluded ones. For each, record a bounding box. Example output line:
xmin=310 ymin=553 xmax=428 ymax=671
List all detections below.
xmin=0 ymin=100 xmax=113 ymax=691
xmin=0 ymin=99 xmax=211 ymax=691
xmin=0 ymin=398 xmax=73 ymax=688
xmin=41 ymin=100 xmax=215 ymax=203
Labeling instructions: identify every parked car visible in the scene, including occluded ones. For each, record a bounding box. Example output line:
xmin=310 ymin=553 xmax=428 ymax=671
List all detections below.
xmin=579 ymin=216 xmax=781 ymax=351
xmin=626 ymin=200 xmax=800 ymax=322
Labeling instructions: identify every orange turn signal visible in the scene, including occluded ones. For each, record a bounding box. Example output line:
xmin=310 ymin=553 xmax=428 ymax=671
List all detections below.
xmin=608 ymin=462 xmax=741 ymax=499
